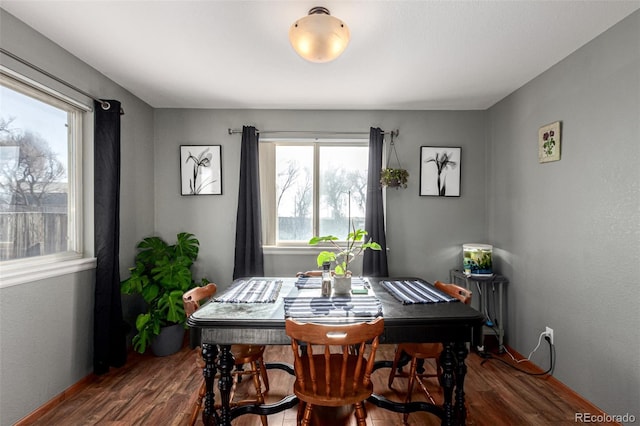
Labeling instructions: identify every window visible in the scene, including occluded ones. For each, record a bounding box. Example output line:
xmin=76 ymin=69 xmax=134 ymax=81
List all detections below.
xmin=260 ymin=140 xmax=369 ymax=245
xmin=0 ymin=73 xmax=83 ymax=264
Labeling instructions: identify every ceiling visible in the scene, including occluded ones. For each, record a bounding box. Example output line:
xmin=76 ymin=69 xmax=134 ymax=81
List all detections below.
xmin=2 ymin=1 xmax=639 ymax=110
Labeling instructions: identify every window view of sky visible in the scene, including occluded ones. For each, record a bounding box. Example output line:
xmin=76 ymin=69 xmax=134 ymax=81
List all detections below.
xmin=0 ymin=85 xmax=69 ymax=176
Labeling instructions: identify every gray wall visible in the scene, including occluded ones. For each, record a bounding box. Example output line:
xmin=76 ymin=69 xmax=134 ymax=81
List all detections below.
xmin=0 ymin=271 xmax=94 ymax=423
xmin=153 ymin=109 xmax=487 ymax=289
xmin=0 ymin=9 xmax=155 ymax=425
xmin=487 ymin=11 xmax=640 ymax=419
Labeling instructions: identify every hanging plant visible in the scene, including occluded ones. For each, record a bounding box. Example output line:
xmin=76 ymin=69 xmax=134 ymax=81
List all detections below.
xmin=380 ymin=130 xmax=408 ymax=189
xmin=380 ymin=167 xmax=409 ymax=189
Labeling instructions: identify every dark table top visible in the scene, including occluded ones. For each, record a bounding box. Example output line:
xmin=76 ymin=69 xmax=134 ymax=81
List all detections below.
xmin=187 ymin=277 xmax=485 ymax=345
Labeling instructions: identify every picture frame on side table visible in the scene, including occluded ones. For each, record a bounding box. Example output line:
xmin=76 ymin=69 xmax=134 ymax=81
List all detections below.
xmin=420 ymin=146 xmax=461 ymax=197
xmin=180 ymin=145 xmax=222 ymax=195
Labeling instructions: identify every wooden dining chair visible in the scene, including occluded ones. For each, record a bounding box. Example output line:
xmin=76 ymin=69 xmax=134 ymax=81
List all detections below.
xmin=183 ymin=283 xmax=269 ymax=426
xmin=285 ymin=317 xmax=384 ymax=426
xmin=387 ymin=280 xmax=472 ymax=423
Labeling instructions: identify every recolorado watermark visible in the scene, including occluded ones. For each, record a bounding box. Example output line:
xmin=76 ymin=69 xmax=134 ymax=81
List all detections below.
xmin=575 ymin=412 xmax=636 ymax=423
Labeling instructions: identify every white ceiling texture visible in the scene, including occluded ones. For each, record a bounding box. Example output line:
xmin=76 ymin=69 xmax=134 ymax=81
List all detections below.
xmin=2 ymin=0 xmax=639 ymax=110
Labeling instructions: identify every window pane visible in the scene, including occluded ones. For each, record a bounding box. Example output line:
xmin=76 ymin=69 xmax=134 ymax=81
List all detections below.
xmin=0 ymin=84 xmax=70 ymax=260
xmin=275 ymin=145 xmax=313 ymax=242
xmin=318 ymin=146 xmax=368 ymax=237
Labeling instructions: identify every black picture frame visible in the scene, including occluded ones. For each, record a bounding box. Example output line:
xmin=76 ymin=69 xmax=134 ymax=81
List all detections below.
xmin=180 ymin=145 xmax=222 ymax=195
xmin=419 ymin=146 xmax=461 ymax=197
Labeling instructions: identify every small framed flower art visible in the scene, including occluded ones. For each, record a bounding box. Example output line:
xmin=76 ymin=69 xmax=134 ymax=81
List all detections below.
xmin=538 ymin=121 xmax=561 ymax=163
xmin=180 ymin=145 xmax=222 ymax=195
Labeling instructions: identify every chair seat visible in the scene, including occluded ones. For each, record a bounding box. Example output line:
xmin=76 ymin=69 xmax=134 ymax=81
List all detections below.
xmin=232 ymin=344 xmax=267 ymax=363
xmin=397 ymin=342 xmax=443 ymax=359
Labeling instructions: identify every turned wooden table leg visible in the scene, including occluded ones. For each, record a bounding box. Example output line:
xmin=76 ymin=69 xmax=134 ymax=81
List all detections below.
xmin=440 ymin=342 xmax=455 ymax=426
xmin=217 ymin=345 xmax=235 ymax=426
xmin=201 ymin=343 xmax=218 ymax=425
xmin=454 ymin=342 xmax=469 ymax=425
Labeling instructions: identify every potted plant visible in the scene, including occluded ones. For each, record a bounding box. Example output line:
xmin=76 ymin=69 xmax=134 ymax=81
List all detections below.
xmin=121 ymin=232 xmax=207 ymax=355
xmin=309 ymin=226 xmax=381 ymax=294
xmin=380 ymin=167 xmax=409 ymax=189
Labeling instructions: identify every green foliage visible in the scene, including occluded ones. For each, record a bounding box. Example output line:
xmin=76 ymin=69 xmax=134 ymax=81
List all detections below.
xmin=309 ymin=226 xmax=381 ymax=276
xmin=380 ymin=168 xmax=409 ymax=189
xmin=542 ymin=130 xmax=557 ymax=156
xmin=476 ymin=252 xmax=492 ymax=270
xmin=121 ymin=232 xmax=206 ymax=353
xmin=463 ymin=249 xmax=492 ymax=273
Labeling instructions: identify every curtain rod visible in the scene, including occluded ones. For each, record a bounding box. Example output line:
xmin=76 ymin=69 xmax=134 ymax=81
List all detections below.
xmin=228 ymin=128 xmax=399 ymax=138
xmin=0 ymin=47 xmax=125 ymax=115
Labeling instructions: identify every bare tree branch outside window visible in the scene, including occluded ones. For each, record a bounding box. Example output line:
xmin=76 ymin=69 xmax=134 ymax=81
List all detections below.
xmin=0 ymin=117 xmax=65 ymax=207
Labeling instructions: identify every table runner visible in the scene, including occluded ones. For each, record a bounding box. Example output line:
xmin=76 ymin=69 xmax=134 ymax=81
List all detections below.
xmin=295 ymin=276 xmax=369 ymax=289
xmin=284 ymin=295 xmax=382 ymax=322
xmin=214 ymin=279 xmax=282 ymax=303
xmin=381 ymin=280 xmax=458 ymax=305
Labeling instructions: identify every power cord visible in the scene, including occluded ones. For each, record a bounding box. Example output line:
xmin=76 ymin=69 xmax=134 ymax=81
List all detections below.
xmin=485 ymin=322 xmax=537 ymax=364
xmin=479 ymin=332 xmax=555 ymax=376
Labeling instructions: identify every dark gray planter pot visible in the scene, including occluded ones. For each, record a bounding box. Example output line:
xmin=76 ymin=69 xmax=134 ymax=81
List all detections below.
xmin=150 ymin=323 xmax=185 ymax=356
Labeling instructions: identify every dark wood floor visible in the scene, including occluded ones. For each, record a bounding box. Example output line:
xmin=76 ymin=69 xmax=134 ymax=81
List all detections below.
xmin=19 ymin=342 xmax=618 ymax=426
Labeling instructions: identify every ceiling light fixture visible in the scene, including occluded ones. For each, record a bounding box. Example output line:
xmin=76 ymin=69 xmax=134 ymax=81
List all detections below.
xmin=289 ymin=6 xmax=350 ymax=63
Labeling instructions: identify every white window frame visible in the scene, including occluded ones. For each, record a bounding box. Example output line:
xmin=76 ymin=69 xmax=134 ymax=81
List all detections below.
xmin=0 ymin=70 xmax=93 ymax=288
xmin=259 ymin=138 xmax=369 ymax=248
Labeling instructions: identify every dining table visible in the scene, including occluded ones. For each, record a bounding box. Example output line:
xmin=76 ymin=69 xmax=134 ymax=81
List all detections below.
xmin=187 ymin=276 xmax=484 ymax=426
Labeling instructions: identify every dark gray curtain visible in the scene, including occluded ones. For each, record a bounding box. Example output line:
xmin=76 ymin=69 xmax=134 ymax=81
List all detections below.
xmin=93 ymin=100 xmax=127 ymax=374
xmin=363 ymin=127 xmax=389 ymax=276
xmin=233 ymin=126 xmax=264 ymax=279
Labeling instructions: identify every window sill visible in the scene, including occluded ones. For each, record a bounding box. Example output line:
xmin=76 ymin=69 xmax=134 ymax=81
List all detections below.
xmin=263 ymin=246 xmax=320 ymax=255
xmin=0 ymin=257 xmax=97 ymax=289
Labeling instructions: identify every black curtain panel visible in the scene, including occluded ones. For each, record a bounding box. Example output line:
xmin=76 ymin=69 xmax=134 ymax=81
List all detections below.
xmin=363 ymin=127 xmax=389 ymax=277
xmin=233 ymin=126 xmax=264 ymax=280
xmin=93 ymin=100 xmax=127 ymax=375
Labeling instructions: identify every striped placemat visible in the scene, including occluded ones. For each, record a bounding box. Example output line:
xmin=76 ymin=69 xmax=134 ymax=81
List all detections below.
xmin=214 ymin=279 xmax=282 ymax=303
xmin=284 ymin=295 xmax=382 ymax=321
xmin=381 ymin=280 xmax=458 ymax=305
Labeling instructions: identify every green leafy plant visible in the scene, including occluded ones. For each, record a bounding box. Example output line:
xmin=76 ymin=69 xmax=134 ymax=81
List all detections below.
xmin=309 ymin=226 xmax=381 ymax=276
xmin=380 ymin=168 xmax=409 ymax=189
xmin=542 ymin=129 xmax=556 ymax=156
xmin=121 ymin=232 xmax=207 ymax=353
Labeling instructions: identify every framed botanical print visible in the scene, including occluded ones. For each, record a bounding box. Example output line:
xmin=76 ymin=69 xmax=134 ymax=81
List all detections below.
xmin=180 ymin=145 xmax=222 ymax=195
xmin=538 ymin=121 xmax=561 ymax=163
xmin=420 ymin=146 xmax=461 ymax=197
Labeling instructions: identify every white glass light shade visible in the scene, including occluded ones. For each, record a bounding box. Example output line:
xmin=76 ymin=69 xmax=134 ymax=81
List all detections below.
xmin=289 ymin=8 xmax=350 ymax=63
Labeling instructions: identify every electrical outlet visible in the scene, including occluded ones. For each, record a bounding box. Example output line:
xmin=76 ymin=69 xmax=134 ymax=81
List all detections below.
xmin=545 ymin=326 xmax=554 ymax=345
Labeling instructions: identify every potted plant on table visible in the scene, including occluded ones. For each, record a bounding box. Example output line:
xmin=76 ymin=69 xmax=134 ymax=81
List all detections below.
xmin=309 ymin=226 xmax=381 ymax=294
xmin=121 ymin=232 xmax=207 ymax=355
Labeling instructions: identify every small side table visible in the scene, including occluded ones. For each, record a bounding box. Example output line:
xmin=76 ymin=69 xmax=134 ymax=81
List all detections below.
xmin=449 ymin=269 xmax=509 ymax=352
